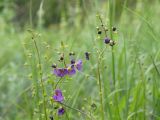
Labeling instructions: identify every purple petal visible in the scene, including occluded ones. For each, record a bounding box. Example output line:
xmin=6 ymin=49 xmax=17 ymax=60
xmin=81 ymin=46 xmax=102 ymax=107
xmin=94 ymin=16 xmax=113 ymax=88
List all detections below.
xmin=53 ymin=89 xmax=64 ymax=102
xmin=67 ymin=65 xmax=76 ymax=75
xmin=75 ymin=60 xmax=82 ymax=71
xmin=68 ymin=67 xmax=76 ymax=75
xmin=53 ymin=68 xmax=68 ymax=77
xmin=104 ymin=37 xmax=110 ymax=44
xmin=53 ymin=95 xmax=64 ymax=102
xmin=55 ymin=89 xmax=62 ymax=96
xmin=58 ymin=108 xmax=65 ymax=116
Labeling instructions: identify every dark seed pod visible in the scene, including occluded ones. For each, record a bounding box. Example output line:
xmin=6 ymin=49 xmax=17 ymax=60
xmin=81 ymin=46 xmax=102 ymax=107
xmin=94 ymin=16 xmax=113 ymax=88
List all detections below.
xmin=98 ymin=30 xmax=102 ymax=34
xmin=72 ymin=52 xmax=75 ymax=55
xmin=60 ymin=56 xmax=64 ymax=61
xmin=51 ymin=64 xmax=57 ymax=68
xmin=49 ymin=116 xmax=54 ymax=120
xmin=112 ymin=27 xmax=117 ymax=31
xmin=71 ymin=59 xmax=75 ymax=64
xmin=69 ymin=53 xmax=72 ymax=56
xmin=69 ymin=52 xmax=75 ymax=56
xmin=54 ymin=106 xmax=59 ymax=109
xmin=85 ymin=52 xmax=90 ymax=60
xmin=109 ymin=40 xmax=116 ymax=46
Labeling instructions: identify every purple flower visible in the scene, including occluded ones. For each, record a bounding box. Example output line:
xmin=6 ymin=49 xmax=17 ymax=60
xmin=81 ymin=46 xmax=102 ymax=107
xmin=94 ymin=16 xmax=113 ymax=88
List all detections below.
xmin=75 ymin=60 xmax=82 ymax=71
xmin=58 ymin=108 xmax=65 ymax=116
xmin=67 ymin=65 xmax=76 ymax=75
xmin=53 ymin=89 xmax=64 ymax=102
xmin=53 ymin=68 xmax=68 ymax=77
xmin=104 ymin=37 xmax=110 ymax=44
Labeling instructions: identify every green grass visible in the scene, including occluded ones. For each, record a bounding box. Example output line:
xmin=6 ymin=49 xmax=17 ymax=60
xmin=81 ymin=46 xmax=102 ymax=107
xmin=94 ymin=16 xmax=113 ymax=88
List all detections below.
xmin=1 ymin=0 xmax=160 ymax=120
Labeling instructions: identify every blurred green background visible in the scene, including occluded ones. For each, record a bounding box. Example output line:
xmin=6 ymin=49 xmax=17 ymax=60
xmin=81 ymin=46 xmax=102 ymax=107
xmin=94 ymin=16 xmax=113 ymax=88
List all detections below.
xmin=0 ymin=0 xmax=139 ymax=27
xmin=0 ymin=0 xmax=160 ymax=120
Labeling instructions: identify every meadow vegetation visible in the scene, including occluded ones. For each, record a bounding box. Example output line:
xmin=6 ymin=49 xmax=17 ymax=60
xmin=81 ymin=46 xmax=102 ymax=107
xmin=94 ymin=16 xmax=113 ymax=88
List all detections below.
xmin=0 ymin=0 xmax=160 ymax=120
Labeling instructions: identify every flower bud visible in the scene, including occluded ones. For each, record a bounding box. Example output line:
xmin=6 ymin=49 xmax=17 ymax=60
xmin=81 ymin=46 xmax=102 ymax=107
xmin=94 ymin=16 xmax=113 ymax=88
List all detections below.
xmin=104 ymin=37 xmax=110 ymax=44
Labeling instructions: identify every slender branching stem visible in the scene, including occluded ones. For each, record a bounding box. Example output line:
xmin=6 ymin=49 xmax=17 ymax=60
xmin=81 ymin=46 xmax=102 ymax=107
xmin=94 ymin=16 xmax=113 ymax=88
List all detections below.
xmin=98 ymin=15 xmax=107 ymax=37
xmin=55 ymin=78 xmax=62 ymax=89
xmin=61 ymin=103 xmax=92 ymax=119
xmin=32 ymin=36 xmax=48 ymax=120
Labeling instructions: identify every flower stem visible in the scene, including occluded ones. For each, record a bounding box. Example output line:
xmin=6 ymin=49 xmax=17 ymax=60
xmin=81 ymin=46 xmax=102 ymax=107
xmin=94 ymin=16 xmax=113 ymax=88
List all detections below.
xmin=97 ymin=59 xmax=105 ymax=120
xmin=32 ymin=36 xmax=48 ymax=120
xmin=55 ymin=78 xmax=62 ymax=89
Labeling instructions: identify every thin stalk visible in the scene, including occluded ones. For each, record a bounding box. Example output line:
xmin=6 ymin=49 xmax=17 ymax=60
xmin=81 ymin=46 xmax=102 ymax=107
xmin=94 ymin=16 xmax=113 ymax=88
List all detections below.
xmin=150 ymin=56 xmax=160 ymax=119
xmin=109 ymin=0 xmax=121 ymax=119
xmin=97 ymin=59 xmax=104 ymax=120
xmin=111 ymin=48 xmax=116 ymax=87
xmin=22 ymin=38 xmax=41 ymax=119
xmin=111 ymin=46 xmax=121 ymax=120
xmin=61 ymin=103 xmax=92 ymax=119
xmin=29 ymin=0 xmax=33 ymax=28
xmin=65 ymin=108 xmax=70 ymax=120
xmin=138 ymin=59 xmax=146 ymax=120
xmin=97 ymin=14 xmax=114 ymax=120
xmin=127 ymin=57 xmax=136 ymax=120
xmin=32 ymin=37 xmax=48 ymax=120
xmin=55 ymin=78 xmax=62 ymax=89
xmin=98 ymin=15 xmax=107 ymax=36
xmin=124 ymin=37 xmax=129 ymax=119
xmin=31 ymin=48 xmax=42 ymax=120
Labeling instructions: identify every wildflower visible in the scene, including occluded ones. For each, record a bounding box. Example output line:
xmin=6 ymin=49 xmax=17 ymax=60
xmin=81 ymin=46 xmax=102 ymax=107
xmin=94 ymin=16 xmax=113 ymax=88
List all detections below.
xmin=75 ymin=60 xmax=82 ymax=71
xmin=53 ymin=89 xmax=64 ymax=102
xmin=53 ymin=68 xmax=68 ymax=77
xmin=85 ymin=52 xmax=90 ymax=60
xmin=58 ymin=108 xmax=65 ymax=116
xmin=104 ymin=37 xmax=110 ymax=44
xmin=67 ymin=64 xmax=76 ymax=75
